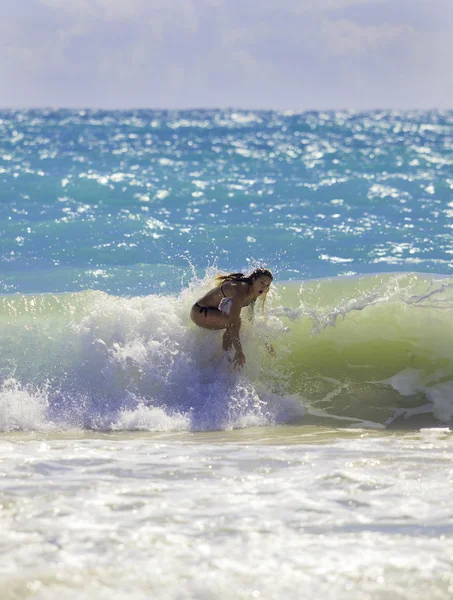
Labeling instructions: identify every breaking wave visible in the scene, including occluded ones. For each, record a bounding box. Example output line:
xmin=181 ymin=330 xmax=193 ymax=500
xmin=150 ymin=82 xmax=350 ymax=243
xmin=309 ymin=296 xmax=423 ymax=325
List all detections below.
xmin=2 ymin=272 xmax=453 ymax=432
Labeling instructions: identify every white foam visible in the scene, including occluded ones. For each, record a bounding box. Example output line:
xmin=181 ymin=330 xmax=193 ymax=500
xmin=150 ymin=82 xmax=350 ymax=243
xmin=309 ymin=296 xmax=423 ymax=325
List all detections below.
xmin=383 ymin=368 xmax=425 ymax=396
xmin=3 ymin=272 xmax=453 ymax=431
xmin=383 ymin=368 xmax=453 ymax=423
xmin=0 ymin=276 xmax=301 ymax=431
xmin=424 ymin=381 xmax=453 ymax=422
xmin=0 ymin=378 xmax=54 ymax=432
xmin=112 ymin=404 xmax=190 ymax=432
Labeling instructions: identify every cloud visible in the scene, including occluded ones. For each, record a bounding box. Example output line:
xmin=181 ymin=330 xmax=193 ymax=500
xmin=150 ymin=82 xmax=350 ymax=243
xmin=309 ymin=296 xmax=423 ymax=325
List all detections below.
xmin=321 ymin=19 xmax=413 ymax=56
xmin=0 ymin=0 xmax=452 ymax=108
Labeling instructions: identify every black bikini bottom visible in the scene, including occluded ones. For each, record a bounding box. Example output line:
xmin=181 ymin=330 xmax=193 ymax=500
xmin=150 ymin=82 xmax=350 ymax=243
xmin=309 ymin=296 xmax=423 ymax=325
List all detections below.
xmin=194 ymin=302 xmax=218 ymax=317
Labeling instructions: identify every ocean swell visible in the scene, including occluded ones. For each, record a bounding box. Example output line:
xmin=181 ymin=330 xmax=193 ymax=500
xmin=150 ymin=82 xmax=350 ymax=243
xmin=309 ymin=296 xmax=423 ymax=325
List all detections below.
xmin=2 ymin=272 xmax=453 ymax=432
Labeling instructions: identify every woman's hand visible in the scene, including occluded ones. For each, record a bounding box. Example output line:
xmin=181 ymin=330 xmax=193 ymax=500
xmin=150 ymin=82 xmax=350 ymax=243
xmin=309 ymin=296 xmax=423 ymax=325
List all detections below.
xmin=232 ymin=350 xmax=246 ymax=369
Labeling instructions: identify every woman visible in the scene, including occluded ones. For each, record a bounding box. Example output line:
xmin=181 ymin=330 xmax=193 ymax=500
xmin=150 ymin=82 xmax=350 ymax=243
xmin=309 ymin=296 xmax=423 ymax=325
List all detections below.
xmin=190 ymin=268 xmax=273 ymax=369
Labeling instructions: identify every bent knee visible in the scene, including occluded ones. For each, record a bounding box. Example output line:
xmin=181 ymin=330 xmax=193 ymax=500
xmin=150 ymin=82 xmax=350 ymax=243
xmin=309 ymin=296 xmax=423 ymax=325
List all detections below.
xmin=228 ymin=318 xmax=241 ymax=330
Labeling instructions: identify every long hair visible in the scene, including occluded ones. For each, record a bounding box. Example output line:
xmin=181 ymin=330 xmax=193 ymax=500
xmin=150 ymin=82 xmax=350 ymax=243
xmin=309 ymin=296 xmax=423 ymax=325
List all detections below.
xmin=215 ymin=268 xmax=273 ymax=316
xmin=215 ymin=268 xmax=273 ymax=285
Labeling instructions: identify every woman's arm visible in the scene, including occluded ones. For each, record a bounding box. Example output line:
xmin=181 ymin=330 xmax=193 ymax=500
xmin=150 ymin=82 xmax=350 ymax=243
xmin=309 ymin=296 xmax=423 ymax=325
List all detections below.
xmin=225 ymin=284 xmax=247 ymax=368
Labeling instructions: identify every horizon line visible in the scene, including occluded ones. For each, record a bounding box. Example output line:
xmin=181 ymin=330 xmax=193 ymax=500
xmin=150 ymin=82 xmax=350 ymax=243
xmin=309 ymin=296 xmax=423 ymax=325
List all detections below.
xmin=0 ymin=105 xmax=452 ymax=113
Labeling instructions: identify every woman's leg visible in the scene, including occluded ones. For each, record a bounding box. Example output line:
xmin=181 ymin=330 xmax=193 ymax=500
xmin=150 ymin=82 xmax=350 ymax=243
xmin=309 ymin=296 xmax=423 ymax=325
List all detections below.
xmin=190 ymin=306 xmax=229 ymax=330
xmin=190 ymin=306 xmax=241 ymax=352
xmin=222 ymin=328 xmax=232 ymax=351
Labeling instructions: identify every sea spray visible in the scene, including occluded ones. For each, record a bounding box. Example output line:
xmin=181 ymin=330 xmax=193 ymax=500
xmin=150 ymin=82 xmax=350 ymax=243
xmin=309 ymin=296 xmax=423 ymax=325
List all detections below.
xmin=2 ymin=272 xmax=453 ymax=431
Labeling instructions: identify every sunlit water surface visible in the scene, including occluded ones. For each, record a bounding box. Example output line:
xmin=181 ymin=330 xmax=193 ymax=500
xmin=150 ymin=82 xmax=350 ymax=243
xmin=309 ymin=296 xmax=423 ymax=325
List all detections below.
xmin=1 ymin=428 xmax=453 ymax=600
xmin=2 ymin=109 xmax=453 ymax=598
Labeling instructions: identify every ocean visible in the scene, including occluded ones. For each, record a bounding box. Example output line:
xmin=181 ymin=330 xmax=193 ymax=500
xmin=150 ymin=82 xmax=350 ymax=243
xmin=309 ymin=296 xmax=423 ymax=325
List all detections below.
xmin=1 ymin=109 xmax=453 ymax=598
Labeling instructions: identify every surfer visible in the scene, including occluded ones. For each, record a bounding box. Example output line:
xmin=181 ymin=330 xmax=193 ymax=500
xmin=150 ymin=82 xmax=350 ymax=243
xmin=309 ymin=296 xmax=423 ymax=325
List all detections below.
xmin=190 ymin=268 xmax=274 ymax=369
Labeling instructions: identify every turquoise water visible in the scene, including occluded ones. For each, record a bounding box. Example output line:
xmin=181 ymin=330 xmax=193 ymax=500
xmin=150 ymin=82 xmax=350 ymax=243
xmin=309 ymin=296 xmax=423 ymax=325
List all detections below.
xmin=2 ymin=109 xmax=453 ymax=599
xmin=2 ymin=109 xmax=453 ymax=430
xmin=2 ymin=109 xmax=453 ymax=294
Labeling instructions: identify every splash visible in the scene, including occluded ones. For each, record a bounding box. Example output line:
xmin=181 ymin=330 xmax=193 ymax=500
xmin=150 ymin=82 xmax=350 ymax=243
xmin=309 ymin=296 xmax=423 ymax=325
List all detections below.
xmin=2 ymin=272 xmax=453 ymax=431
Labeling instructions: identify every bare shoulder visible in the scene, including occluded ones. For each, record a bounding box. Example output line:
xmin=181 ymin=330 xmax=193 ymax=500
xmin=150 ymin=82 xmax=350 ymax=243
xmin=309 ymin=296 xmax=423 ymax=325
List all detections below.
xmin=222 ymin=280 xmax=249 ymax=299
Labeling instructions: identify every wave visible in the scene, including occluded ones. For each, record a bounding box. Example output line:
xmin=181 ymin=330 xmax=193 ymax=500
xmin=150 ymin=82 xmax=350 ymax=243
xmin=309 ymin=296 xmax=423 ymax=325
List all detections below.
xmin=2 ymin=272 xmax=453 ymax=432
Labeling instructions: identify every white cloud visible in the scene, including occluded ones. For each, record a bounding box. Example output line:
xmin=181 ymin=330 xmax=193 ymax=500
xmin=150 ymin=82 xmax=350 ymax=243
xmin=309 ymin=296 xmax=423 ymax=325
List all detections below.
xmin=322 ymin=19 xmax=413 ymax=55
xmin=0 ymin=0 xmax=452 ymax=108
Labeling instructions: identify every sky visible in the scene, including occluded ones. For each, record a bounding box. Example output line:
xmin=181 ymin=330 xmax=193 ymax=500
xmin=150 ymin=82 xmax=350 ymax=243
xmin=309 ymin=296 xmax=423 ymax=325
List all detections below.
xmin=1 ymin=0 xmax=453 ymax=110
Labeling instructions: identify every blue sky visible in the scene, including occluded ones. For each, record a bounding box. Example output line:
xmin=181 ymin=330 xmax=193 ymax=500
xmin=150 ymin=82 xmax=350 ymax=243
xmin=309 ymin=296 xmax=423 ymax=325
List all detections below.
xmin=1 ymin=0 xmax=453 ymax=109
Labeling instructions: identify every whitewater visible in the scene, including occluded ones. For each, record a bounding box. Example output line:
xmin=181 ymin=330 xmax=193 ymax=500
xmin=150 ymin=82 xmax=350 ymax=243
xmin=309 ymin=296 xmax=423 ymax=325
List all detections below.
xmin=3 ymin=272 xmax=453 ymax=433
xmin=1 ymin=109 xmax=453 ymax=599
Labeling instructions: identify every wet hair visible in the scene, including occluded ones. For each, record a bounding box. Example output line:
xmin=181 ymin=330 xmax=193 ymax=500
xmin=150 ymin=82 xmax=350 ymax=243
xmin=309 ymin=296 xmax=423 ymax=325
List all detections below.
xmin=215 ymin=268 xmax=273 ymax=285
xmin=215 ymin=268 xmax=273 ymax=317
